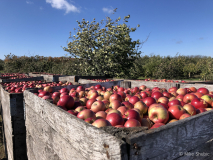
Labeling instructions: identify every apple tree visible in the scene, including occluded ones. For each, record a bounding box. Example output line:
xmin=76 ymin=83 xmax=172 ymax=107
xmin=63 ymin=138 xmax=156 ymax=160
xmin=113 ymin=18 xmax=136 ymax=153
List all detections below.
xmin=63 ymin=9 xmax=144 ymax=78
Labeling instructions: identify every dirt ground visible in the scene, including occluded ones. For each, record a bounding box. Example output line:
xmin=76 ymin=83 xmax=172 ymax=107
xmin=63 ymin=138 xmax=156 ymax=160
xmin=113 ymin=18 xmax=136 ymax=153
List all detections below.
xmin=0 ymin=115 xmax=6 ymax=160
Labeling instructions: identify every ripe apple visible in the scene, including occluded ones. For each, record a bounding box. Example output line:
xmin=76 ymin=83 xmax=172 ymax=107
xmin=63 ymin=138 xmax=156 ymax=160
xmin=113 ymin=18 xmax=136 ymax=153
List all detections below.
xmin=176 ymin=88 xmax=187 ymax=96
xmin=57 ymin=95 xmax=74 ymax=110
xmin=134 ymin=101 xmax=148 ymax=115
xmin=76 ymin=86 xmax=85 ymax=92
xmin=96 ymin=111 xmax=107 ymax=119
xmin=168 ymin=105 xmax=186 ymax=120
xmin=43 ymin=86 xmax=53 ymax=93
xmin=179 ymin=113 xmax=191 ymax=120
xmin=75 ymin=106 xmax=86 ymax=112
xmin=107 ymin=109 xmax=121 ymax=116
xmin=142 ymin=97 xmax=156 ymax=107
xmin=124 ymin=119 xmax=141 ymax=128
xmin=106 ymin=113 xmax=124 ymax=126
xmin=197 ymin=87 xmax=209 ymax=95
xmin=148 ymin=104 xmax=169 ymax=124
xmin=157 ymin=97 xmax=169 ymax=105
xmin=201 ymin=95 xmax=213 ymax=107
xmin=95 ymin=84 xmax=102 ymax=90
xmin=168 ymin=99 xmax=181 ymax=107
xmin=183 ymin=94 xmax=197 ymax=103
xmin=191 ymin=98 xmax=208 ymax=109
xmin=193 ymin=92 xmax=204 ymax=98
xmin=109 ymin=100 xmax=122 ymax=110
xmin=60 ymin=88 xmax=69 ymax=93
xmin=183 ymin=104 xmax=196 ymax=116
xmin=38 ymin=91 xmax=50 ymax=98
xmin=92 ymin=119 xmax=111 ymax=128
xmin=140 ymin=91 xmax=148 ymax=99
xmin=189 ymin=87 xmax=197 ymax=93
xmin=139 ymin=85 xmax=146 ymax=91
xmin=52 ymin=92 xmax=60 ymax=98
xmin=117 ymin=91 xmax=126 ymax=100
xmin=150 ymin=123 xmax=165 ymax=129
xmin=151 ymin=91 xmax=163 ymax=100
xmin=129 ymin=96 xmax=140 ymax=105
xmin=123 ymin=109 xmax=141 ymax=122
xmin=109 ymin=93 xmax=122 ymax=102
xmin=163 ymin=91 xmax=172 ymax=98
xmin=90 ymin=101 xmax=106 ymax=113
xmin=77 ymin=109 xmax=96 ymax=120
xmin=168 ymin=87 xmax=178 ymax=93
xmin=117 ymin=106 xmax=128 ymax=115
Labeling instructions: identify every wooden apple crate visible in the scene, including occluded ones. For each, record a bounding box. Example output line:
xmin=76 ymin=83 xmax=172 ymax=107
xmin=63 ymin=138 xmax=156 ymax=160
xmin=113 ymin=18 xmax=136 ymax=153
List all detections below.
xmin=0 ymin=85 xmax=27 ymax=160
xmin=58 ymin=76 xmax=112 ymax=83
xmin=24 ymin=83 xmax=213 ymax=160
xmin=118 ymin=80 xmax=179 ymax=90
xmin=40 ymin=74 xmax=68 ymax=82
xmin=0 ymin=76 xmax=44 ymax=83
xmin=0 ymin=80 xmax=123 ymax=160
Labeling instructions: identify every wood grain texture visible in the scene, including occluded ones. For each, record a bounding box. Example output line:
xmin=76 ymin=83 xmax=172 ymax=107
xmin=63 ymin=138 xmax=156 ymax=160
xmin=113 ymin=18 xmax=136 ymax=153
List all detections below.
xmin=176 ymin=138 xmax=213 ymax=160
xmin=1 ymin=88 xmax=27 ymax=160
xmin=24 ymin=90 xmax=128 ymax=160
xmin=58 ymin=76 xmax=75 ymax=83
xmin=126 ymin=110 xmax=213 ymax=160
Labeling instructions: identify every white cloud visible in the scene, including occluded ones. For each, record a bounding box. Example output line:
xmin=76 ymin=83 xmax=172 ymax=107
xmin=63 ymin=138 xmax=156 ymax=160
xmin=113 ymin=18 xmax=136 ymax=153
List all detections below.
xmin=26 ymin=1 xmax=34 ymax=4
xmin=46 ymin=0 xmax=80 ymax=14
xmin=102 ymin=7 xmax=114 ymax=14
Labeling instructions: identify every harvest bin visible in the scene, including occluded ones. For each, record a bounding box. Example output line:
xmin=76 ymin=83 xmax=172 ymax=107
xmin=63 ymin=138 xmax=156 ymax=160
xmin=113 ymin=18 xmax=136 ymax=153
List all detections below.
xmin=24 ymin=84 xmax=213 ymax=160
xmin=0 ymin=80 xmax=122 ymax=160
xmin=0 ymin=76 xmax=44 ymax=83
xmin=0 ymin=86 xmax=27 ymax=160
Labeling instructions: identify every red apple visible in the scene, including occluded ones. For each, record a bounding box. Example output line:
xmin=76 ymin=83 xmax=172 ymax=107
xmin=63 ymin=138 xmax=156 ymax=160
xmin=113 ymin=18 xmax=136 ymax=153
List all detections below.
xmin=60 ymin=88 xmax=69 ymax=93
xmin=183 ymin=94 xmax=197 ymax=103
xmin=134 ymin=101 xmax=148 ymax=115
xmin=168 ymin=105 xmax=186 ymax=120
xmin=168 ymin=99 xmax=181 ymax=107
xmin=148 ymin=104 xmax=169 ymax=124
xmin=96 ymin=111 xmax=107 ymax=119
xmin=196 ymin=108 xmax=207 ymax=114
xmin=109 ymin=93 xmax=122 ymax=102
xmin=57 ymin=95 xmax=74 ymax=110
xmin=191 ymin=98 xmax=208 ymax=109
xmin=117 ymin=106 xmax=128 ymax=115
xmin=142 ymin=97 xmax=156 ymax=107
xmin=157 ymin=97 xmax=169 ymax=105
xmin=123 ymin=109 xmax=141 ymax=122
xmin=150 ymin=123 xmax=165 ymax=129
xmin=106 ymin=113 xmax=124 ymax=126
xmin=67 ymin=110 xmax=78 ymax=116
xmin=179 ymin=113 xmax=191 ymax=120
xmin=183 ymin=104 xmax=196 ymax=116
xmin=92 ymin=119 xmax=111 ymax=128
xmin=109 ymin=100 xmax=122 ymax=110
xmin=201 ymin=95 xmax=213 ymax=107
xmin=77 ymin=109 xmax=96 ymax=120
xmin=124 ymin=119 xmax=141 ymax=128
xmin=151 ymin=91 xmax=163 ymax=100
xmin=90 ymin=101 xmax=106 ymax=113
xmin=38 ymin=91 xmax=50 ymax=98
xmin=197 ymin=87 xmax=209 ymax=95
xmin=176 ymin=88 xmax=187 ymax=96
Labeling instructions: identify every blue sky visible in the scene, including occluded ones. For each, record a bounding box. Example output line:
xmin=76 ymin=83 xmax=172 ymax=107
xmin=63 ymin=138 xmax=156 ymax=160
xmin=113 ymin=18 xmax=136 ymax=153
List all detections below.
xmin=0 ymin=0 xmax=213 ymax=60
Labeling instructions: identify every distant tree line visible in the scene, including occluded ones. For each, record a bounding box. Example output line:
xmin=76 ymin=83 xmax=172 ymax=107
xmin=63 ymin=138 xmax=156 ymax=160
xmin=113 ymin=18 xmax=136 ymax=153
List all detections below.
xmin=2 ymin=53 xmax=213 ymax=80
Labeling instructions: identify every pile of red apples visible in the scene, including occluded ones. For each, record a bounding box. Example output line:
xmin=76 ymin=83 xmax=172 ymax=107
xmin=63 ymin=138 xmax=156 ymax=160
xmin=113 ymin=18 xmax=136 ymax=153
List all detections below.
xmin=0 ymin=73 xmax=31 ymax=79
xmin=2 ymin=81 xmax=73 ymax=93
xmin=36 ymin=84 xmax=213 ymax=129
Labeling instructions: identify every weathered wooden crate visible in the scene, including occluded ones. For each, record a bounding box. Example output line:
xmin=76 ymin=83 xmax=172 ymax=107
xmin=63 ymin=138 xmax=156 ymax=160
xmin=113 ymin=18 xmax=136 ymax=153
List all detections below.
xmin=123 ymin=80 xmax=179 ymax=90
xmin=40 ymin=74 xmax=67 ymax=82
xmin=59 ymin=76 xmax=111 ymax=83
xmin=0 ymin=85 xmax=27 ymax=160
xmin=0 ymin=76 xmax=44 ymax=83
xmin=24 ymin=86 xmax=213 ymax=160
xmin=179 ymin=83 xmax=213 ymax=91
